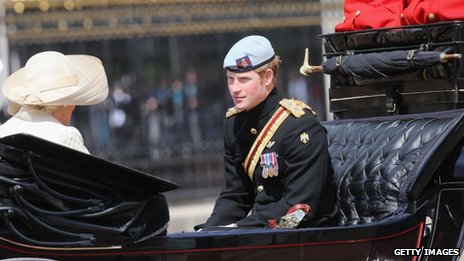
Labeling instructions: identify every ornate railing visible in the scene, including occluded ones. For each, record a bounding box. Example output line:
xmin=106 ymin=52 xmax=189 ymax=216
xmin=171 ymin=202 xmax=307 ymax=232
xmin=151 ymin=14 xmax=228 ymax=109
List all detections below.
xmin=3 ymin=0 xmax=342 ymax=45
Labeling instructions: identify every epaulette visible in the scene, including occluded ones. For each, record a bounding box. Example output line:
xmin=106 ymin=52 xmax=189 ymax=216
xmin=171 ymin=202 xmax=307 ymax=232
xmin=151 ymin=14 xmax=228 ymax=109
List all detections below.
xmin=279 ymin=98 xmax=317 ymax=118
xmin=226 ymin=107 xmax=244 ymax=118
xmin=293 ymin=99 xmax=317 ymax=116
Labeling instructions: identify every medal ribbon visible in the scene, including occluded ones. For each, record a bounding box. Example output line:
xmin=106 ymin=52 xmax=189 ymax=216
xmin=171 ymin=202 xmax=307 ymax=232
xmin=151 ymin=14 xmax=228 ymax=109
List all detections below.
xmin=260 ymin=153 xmax=279 ymax=169
xmin=244 ymin=106 xmax=290 ymax=181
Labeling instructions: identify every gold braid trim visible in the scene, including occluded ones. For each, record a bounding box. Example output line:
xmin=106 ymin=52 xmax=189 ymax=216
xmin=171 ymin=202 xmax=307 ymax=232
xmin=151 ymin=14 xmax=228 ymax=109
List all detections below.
xmin=226 ymin=107 xmax=244 ymax=118
xmin=244 ymin=106 xmax=290 ymax=181
xmin=279 ymin=98 xmax=317 ymax=117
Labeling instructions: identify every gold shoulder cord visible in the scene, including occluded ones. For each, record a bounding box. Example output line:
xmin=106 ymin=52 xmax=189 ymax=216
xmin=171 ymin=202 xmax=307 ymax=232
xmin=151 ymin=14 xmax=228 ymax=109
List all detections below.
xmin=279 ymin=98 xmax=317 ymax=117
xmin=244 ymin=106 xmax=290 ymax=181
xmin=226 ymin=107 xmax=244 ymax=118
xmin=293 ymin=100 xmax=317 ymax=116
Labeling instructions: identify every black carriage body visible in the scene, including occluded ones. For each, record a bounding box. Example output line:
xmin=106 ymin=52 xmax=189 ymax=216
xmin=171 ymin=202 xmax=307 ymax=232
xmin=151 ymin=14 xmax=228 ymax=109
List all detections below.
xmin=0 ymin=134 xmax=179 ymax=249
xmin=322 ymin=21 xmax=464 ymax=120
xmin=0 ymin=109 xmax=464 ymax=260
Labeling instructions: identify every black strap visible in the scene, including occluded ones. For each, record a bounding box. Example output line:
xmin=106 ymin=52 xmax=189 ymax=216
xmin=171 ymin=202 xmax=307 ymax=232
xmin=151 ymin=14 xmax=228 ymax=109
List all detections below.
xmin=386 ymin=85 xmax=400 ymax=114
xmin=3 ymin=209 xmax=95 ymax=247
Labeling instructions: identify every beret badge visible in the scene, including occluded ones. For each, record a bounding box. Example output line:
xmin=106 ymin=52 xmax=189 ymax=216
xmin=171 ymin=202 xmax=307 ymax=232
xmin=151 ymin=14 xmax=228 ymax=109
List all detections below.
xmin=235 ymin=55 xmax=252 ymax=69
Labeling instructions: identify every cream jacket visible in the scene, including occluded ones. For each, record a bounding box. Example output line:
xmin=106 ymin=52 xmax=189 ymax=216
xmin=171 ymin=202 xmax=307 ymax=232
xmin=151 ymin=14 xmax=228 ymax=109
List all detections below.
xmin=0 ymin=107 xmax=89 ymax=154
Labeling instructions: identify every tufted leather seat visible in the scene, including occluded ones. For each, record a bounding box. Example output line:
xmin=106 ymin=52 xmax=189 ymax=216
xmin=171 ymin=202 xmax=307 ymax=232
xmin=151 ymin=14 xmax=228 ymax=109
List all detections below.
xmin=322 ymin=110 xmax=464 ymax=226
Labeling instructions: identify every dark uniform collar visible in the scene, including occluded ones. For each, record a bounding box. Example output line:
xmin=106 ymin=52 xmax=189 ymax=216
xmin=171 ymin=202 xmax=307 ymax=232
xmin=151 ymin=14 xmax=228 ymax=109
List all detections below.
xmin=245 ymin=88 xmax=282 ymax=121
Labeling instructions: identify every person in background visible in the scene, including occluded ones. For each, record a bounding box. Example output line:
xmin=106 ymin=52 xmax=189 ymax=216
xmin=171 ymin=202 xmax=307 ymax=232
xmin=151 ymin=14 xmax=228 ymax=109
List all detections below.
xmin=0 ymin=51 xmax=109 ymax=154
xmin=195 ymin=35 xmax=337 ymax=231
xmin=184 ymin=70 xmax=202 ymax=143
xmin=166 ymin=78 xmax=185 ymax=142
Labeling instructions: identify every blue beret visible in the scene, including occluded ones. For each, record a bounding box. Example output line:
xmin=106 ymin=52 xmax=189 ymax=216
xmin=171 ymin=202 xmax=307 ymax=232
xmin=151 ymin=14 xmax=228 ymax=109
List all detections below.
xmin=223 ymin=35 xmax=275 ymax=72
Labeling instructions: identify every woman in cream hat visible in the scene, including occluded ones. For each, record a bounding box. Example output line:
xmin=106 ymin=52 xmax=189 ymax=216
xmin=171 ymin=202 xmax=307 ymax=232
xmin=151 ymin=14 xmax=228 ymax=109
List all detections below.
xmin=0 ymin=51 xmax=109 ymax=154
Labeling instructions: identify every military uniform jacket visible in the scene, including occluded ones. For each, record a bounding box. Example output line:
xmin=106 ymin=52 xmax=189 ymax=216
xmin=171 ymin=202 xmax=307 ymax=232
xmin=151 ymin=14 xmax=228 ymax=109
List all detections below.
xmin=197 ymin=89 xmax=337 ymax=229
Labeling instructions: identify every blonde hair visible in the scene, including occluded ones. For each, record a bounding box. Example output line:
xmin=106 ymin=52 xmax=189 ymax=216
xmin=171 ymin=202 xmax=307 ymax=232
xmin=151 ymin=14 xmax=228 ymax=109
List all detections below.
xmin=254 ymin=55 xmax=281 ymax=87
xmin=7 ymin=102 xmax=60 ymax=115
xmin=7 ymin=102 xmax=21 ymax=116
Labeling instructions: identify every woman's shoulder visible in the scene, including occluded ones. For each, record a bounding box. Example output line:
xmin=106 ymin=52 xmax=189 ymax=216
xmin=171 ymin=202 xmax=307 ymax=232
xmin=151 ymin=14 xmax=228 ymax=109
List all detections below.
xmin=59 ymin=126 xmax=90 ymax=154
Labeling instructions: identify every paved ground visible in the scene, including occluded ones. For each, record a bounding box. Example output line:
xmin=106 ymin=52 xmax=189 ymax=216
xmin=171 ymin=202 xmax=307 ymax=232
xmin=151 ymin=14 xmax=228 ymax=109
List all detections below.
xmin=168 ymin=199 xmax=215 ymax=233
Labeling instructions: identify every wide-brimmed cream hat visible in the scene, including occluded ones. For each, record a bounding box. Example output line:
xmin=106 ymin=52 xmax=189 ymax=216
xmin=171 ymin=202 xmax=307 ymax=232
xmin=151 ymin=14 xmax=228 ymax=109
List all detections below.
xmin=2 ymin=51 xmax=108 ymax=106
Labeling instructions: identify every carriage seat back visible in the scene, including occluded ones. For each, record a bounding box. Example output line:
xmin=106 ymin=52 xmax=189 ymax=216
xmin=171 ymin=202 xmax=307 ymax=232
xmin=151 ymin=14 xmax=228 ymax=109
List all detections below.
xmin=322 ymin=110 xmax=464 ymax=226
xmin=0 ymin=134 xmax=180 ymax=247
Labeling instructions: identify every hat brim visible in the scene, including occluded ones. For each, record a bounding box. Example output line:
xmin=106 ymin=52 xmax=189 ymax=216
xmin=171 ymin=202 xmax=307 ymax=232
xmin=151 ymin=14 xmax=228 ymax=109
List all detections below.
xmin=2 ymin=54 xmax=108 ymax=106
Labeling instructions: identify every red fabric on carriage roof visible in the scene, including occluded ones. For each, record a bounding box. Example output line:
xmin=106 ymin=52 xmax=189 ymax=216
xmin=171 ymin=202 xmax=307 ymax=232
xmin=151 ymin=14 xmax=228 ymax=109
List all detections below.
xmin=335 ymin=0 xmax=405 ymax=32
xmin=403 ymin=0 xmax=464 ymax=25
xmin=335 ymin=0 xmax=464 ymax=32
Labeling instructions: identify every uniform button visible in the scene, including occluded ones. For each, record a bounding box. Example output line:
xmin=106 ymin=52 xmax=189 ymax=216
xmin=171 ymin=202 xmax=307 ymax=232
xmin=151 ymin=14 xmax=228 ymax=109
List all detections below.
xmin=250 ymin=128 xmax=257 ymax=135
xmin=428 ymin=13 xmax=435 ymax=21
xmin=257 ymin=185 xmax=264 ymax=193
xmin=355 ymin=10 xmax=361 ymax=17
xmin=400 ymin=13 xmax=404 ymax=19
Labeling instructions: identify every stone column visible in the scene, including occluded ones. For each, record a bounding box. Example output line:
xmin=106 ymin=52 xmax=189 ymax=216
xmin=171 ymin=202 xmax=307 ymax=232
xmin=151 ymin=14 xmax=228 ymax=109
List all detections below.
xmin=320 ymin=0 xmax=343 ymax=120
xmin=169 ymin=35 xmax=181 ymax=77
xmin=0 ymin=1 xmax=9 ymax=113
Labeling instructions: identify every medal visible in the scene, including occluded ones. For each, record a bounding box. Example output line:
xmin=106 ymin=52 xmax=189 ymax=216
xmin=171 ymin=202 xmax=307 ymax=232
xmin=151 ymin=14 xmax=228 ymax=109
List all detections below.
xmin=260 ymin=152 xmax=279 ymax=178
xmin=268 ymin=167 xmax=275 ymax=177
xmin=270 ymin=152 xmax=279 ymax=177
xmin=262 ymin=167 xmax=269 ymax=178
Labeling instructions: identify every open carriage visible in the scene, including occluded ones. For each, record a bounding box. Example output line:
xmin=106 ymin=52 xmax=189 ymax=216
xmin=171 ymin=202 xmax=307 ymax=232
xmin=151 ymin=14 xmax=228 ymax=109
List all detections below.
xmin=0 ymin=109 xmax=463 ymax=260
xmin=1 ymin=18 xmax=464 ymax=261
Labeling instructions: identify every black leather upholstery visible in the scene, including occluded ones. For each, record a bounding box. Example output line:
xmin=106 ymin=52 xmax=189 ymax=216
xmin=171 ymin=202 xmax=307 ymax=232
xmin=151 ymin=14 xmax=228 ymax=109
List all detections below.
xmin=322 ymin=21 xmax=464 ymax=120
xmin=322 ymin=110 xmax=464 ymax=226
xmin=0 ymin=134 xmax=179 ymax=247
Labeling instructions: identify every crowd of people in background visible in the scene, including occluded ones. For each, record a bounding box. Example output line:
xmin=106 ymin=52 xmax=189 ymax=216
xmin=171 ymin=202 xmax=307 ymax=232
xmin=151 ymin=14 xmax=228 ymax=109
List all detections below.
xmin=141 ymin=70 xmax=203 ymax=146
xmin=84 ymin=70 xmax=227 ymax=156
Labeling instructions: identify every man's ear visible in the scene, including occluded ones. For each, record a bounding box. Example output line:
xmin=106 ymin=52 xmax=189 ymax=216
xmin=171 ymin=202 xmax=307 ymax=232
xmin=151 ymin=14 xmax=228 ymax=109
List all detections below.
xmin=264 ymin=69 xmax=274 ymax=89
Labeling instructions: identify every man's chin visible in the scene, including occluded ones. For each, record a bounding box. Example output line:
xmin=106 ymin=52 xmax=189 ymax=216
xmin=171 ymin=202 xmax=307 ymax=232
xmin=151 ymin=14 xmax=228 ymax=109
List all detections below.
xmin=234 ymin=103 xmax=247 ymax=111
